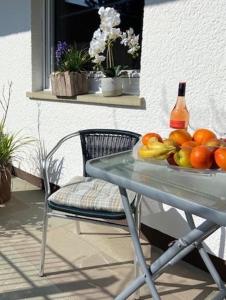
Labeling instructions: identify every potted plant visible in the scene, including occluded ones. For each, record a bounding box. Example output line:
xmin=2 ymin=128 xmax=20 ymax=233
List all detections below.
xmin=51 ymin=42 xmax=90 ymax=97
xmin=89 ymin=7 xmax=140 ymax=97
xmin=0 ymin=83 xmax=33 ymax=204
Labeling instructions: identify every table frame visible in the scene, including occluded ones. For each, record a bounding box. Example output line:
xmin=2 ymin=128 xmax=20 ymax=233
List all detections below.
xmin=86 ymin=152 xmax=226 ymax=299
xmin=117 ymin=188 xmax=225 ymax=300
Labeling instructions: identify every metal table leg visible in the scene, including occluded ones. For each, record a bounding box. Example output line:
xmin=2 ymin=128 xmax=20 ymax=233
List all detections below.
xmin=185 ymin=212 xmax=226 ymax=293
xmin=116 ymin=189 xmax=221 ymax=300
xmin=134 ymin=194 xmax=142 ymax=300
xmin=117 ymin=187 xmax=160 ymax=300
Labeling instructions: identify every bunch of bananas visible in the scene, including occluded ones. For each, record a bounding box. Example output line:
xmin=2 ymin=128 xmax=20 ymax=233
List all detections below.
xmin=138 ymin=138 xmax=177 ymax=160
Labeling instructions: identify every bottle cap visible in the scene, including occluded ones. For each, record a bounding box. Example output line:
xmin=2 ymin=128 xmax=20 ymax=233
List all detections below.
xmin=178 ymin=82 xmax=186 ymax=96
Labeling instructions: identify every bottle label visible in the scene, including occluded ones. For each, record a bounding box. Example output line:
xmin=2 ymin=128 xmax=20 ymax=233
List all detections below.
xmin=170 ymin=120 xmax=186 ymax=129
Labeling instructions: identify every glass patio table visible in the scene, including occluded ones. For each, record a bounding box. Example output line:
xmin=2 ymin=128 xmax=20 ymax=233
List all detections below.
xmin=86 ymin=150 xmax=226 ymax=300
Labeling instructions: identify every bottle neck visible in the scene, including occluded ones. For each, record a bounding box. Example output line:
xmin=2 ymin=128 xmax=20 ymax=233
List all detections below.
xmin=175 ymin=96 xmax=186 ymax=108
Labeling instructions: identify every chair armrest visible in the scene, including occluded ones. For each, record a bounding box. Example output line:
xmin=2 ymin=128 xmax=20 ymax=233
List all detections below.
xmin=43 ymin=131 xmax=80 ymax=198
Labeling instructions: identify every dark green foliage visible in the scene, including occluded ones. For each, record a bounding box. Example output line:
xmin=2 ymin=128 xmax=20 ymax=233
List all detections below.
xmin=57 ymin=48 xmax=90 ymax=72
xmin=102 ymin=65 xmax=127 ymax=78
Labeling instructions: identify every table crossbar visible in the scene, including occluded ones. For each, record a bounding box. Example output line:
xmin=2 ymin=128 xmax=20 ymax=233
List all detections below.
xmin=116 ymin=188 xmax=226 ymax=300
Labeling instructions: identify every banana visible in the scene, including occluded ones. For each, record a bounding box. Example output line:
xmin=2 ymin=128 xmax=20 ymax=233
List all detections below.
xmin=163 ymin=138 xmax=177 ymax=147
xmin=138 ymin=141 xmax=176 ymax=160
xmin=153 ymin=153 xmax=169 ymax=160
xmin=148 ymin=141 xmax=176 ymax=155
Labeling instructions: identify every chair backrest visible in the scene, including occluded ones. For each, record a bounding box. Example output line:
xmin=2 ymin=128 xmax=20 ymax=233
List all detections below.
xmin=79 ymin=129 xmax=140 ymax=176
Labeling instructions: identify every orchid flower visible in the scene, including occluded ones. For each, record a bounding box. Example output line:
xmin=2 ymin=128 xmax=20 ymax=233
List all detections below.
xmin=89 ymin=7 xmax=140 ymax=76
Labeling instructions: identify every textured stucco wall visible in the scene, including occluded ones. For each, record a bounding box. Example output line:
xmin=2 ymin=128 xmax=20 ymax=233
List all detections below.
xmin=141 ymin=0 xmax=226 ymax=259
xmin=0 ymin=0 xmax=226 ymax=258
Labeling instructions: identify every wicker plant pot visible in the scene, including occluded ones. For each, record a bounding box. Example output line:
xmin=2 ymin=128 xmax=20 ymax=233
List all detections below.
xmin=51 ymin=71 xmax=88 ymax=97
xmin=0 ymin=167 xmax=11 ymax=204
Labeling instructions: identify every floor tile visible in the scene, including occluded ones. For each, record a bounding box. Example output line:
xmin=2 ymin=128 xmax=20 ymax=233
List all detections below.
xmin=0 ymin=177 xmax=221 ymax=299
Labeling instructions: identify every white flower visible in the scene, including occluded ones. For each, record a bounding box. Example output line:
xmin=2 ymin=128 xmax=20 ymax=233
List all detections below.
xmin=93 ymin=28 xmax=107 ymax=41
xmin=121 ymin=32 xmax=128 ymax=46
xmin=98 ymin=7 xmax=121 ymax=30
xmin=89 ymin=29 xmax=106 ymax=58
xmin=120 ymin=28 xmax=140 ymax=57
xmin=128 ymin=28 xmax=134 ymax=36
xmin=108 ymin=28 xmax=121 ymax=41
xmin=128 ymin=47 xmax=137 ymax=55
xmin=93 ymin=54 xmax=106 ymax=64
xmin=89 ymin=7 xmax=140 ymax=68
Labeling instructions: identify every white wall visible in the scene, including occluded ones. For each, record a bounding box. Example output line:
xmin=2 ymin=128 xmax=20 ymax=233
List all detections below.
xmin=141 ymin=0 xmax=226 ymax=259
xmin=0 ymin=0 xmax=226 ymax=258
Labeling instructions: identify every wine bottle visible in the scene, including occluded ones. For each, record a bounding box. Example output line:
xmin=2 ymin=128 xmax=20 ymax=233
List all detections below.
xmin=170 ymin=82 xmax=189 ymax=129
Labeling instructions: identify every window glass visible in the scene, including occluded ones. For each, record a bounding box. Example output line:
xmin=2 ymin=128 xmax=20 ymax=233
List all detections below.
xmin=54 ymin=0 xmax=144 ymax=70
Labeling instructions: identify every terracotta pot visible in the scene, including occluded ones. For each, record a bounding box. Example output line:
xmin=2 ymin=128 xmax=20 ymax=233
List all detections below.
xmin=101 ymin=77 xmax=122 ymax=97
xmin=0 ymin=167 xmax=11 ymax=204
xmin=51 ymin=71 xmax=88 ymax=97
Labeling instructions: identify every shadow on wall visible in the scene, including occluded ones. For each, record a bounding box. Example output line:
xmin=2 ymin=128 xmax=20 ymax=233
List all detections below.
xmin=0 ymin=0 xmax=30 ymax=37
xmin=141 ymin=197 xmax=223 ymax=257
xmin=0 ymin=0 xmax=180 ymax=37
xmin=30 ymin=103 xmax=64 ymax=187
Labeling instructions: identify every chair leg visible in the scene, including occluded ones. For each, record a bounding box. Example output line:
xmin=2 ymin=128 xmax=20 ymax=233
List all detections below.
xmin=134 ymin=194 xmax=142 ymax=299
xmin=74 ymin=221 xmax=81 ymax=234
xmin=39 ymin=204 xmax=49 ymax=277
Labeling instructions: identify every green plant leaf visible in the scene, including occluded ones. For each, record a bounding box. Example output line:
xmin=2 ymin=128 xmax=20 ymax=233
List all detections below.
xmin=103 ymin=65 xmax=128 ymax=78
xmin=58 ymin=47 xmax=91 ymax=72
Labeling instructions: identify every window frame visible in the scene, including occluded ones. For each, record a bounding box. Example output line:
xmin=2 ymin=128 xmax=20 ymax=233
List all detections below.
xmin=43 ymin=0 xmax=55 ymax=89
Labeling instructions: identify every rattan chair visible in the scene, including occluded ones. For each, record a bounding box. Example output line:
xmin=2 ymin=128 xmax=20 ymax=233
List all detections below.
xmin=39 ymin=129 xmax=141 ymax=276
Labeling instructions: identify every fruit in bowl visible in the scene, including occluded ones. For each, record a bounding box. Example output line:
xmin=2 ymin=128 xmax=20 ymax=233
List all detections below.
xmin=193 ymin=128 xmax=216 ymax=145
xmin=190 ymin=145 xmax=213 ymax=169
xmin=174 ymin=147 xmax=193 ymax=168
xmin=169 ymin=129 xmax=192 ymax=146
xmin=137 ymin=128 xmax=226 ymax=171
xmin=138 ymin=132 xmax=176 ymax=160
xmin=181 ymin=140 xmax=198 ymax=148
xmin=214 ymin=148 xmax=226 ymax=170
xmin=167 ymin=152 xmax=178 ymax=166
xmin=163 ymin=138 xmax=179 ymax=148
xmin=142 ymin=132 xmax=163 ymax=145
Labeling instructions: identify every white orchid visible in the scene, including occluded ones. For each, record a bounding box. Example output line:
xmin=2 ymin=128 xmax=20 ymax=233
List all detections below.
xmin=98 ymin=7 xmax=121 ymax=31
xmin=89 ymin=30 xmax=106 ymax=54
xmin=89 ymin=7 xmax=140 ymax=74
xmin=120 ymin=28 xmax=140 ymax=58
xmin=93 ymin=54 xmax=106 ymax=64
xmin=108 ymin=28 xmax=121 ymax=41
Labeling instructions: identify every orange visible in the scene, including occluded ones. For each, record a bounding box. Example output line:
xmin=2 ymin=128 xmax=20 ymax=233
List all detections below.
xmin=190 ymin=145 xmax=213 ymax=169
xmin=142 ymin=132 xmax=162 ymax=145
xmin=181 ymin=141 xmax=198 ymax=148
xmin=214 ymin=147 xmax=226 ymax=170
xmin=193 ymin=128 xmax=216 ymax=145
xmin=169 ymin=129 xmax=192 ymax=146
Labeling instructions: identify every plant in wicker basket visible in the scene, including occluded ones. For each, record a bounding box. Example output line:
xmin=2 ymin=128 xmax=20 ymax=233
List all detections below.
xmin=51 ymin=42 xmax=90 ymax=97
xmin=0 ymin=82 xmax=33 ymax=204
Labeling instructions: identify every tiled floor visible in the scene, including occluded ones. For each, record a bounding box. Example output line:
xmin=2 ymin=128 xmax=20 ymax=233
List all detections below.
xmin=0 ymin=177 xmax=221 ymax=299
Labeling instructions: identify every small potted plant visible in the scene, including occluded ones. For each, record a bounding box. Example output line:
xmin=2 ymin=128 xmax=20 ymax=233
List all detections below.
xmin=0 ymin=83 xmax=33 ymax=204
xmin=89 ymin=7 xmax=140 ymax=97
xmin=51 ymin=42 xmax=90 ymax=97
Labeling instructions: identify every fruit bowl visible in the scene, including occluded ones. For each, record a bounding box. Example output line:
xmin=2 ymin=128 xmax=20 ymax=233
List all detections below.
xmin=134 ymin=154 xmax=226 ymax=176
xmin=134 ymin=129 xmax=226 ymax=173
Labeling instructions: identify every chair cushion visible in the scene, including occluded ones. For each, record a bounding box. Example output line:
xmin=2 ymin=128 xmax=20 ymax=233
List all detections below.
xmin=48 ymin=176 xmax=135 ymax=213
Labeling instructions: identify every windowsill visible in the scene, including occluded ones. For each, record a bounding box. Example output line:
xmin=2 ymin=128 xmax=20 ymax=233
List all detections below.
xmin=26 ymin=91 xmax=145 ymax=108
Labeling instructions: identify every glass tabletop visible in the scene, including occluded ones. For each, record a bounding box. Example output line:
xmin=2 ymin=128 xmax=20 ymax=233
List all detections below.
xmin=86 ymin=150 xmax=226 ymax=226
